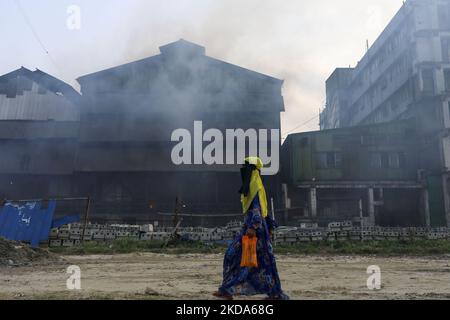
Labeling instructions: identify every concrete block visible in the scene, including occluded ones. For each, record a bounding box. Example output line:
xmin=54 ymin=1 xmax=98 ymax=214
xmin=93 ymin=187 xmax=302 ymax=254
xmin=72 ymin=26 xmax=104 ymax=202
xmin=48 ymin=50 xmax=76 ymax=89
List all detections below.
xmin=62 ymin=239 xmax=74 ymax=247
xmin=310 ymin=231 xmax=321 ymax=240
xmin=349 ymin=230 xmax=361 ymax=241
xmin=49 ymin=239 xmax=62 ymax=247
xmin=285 ymin=236 xmax=297 ymax=244
xmin=386 ymin=231 xmax=399 ymax=240
xmin=69 ymin=229 xmax=82 ymax=240
xmin=300 ymin=223 xmax=318 ymax=229
xmin=362 ymin=231 xmax=373 ymax=239
xmin=105 ymin=232 xmax=116 ymax=240
xmin=82 ymin=234 xmax=92 ymax=241
xmin=82 ymin=229 xmax=93 ymax=236
xmin=140 ymin=233 xmax=152 ymax=240
xmin=210 ymin=234 xmax=223 ymax=241
xmin=59 ymin=225 xmax=70 ymax=231
xmin=116 ymin=231 xmax=128 ymax=238
xmin=328 ymin=222 xmax=341 ymax=232
xmin=49 ymin=228 xmax=59 ymax=239
xmin=140 ymin=224 xmax=154 ymax=233
xmin=341 ymin=221 xmax=353 ymax=231
xmin=337 ymin=231 xmax=348 ymax=239
xmin=57 ymin=230 xmax=70 ymax=240
xmin=129 ymin=231 xmax=140 ymax=239
xmin=93 ymin=232 xmax=105 ymax=240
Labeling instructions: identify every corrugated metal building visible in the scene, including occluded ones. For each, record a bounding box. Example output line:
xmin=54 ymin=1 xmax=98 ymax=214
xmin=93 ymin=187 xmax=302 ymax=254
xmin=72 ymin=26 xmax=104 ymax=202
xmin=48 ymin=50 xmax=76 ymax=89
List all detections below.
xmin=73 ymin=39 xmax=284 ymax=224
xmin=0 ymin=67 xmax=80 ymax=206
xmin=0 ymin=67 xmax=79 ymax=121
xmin=0 ymin=40 xmax=284 ymax=226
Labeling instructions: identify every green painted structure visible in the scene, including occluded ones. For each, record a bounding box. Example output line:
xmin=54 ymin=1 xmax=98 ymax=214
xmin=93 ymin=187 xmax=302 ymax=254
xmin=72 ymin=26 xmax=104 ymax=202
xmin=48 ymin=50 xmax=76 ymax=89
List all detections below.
xmin=282 ymin=121 xmax=419 ymax=183
xmin=281 ymin=120 xmax=447 ymax=227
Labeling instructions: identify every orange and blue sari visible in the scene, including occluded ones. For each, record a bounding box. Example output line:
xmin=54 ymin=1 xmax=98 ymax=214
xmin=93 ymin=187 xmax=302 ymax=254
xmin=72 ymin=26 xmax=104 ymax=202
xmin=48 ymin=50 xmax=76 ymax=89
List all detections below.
xmin=218 ymin=195 xmax=289 ymax=299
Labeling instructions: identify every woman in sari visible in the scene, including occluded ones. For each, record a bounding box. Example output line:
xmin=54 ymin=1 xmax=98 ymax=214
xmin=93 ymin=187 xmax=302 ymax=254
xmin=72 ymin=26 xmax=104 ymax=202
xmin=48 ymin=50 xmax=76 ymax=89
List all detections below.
xmin=214 ymin=157 xmax=289 ymax=300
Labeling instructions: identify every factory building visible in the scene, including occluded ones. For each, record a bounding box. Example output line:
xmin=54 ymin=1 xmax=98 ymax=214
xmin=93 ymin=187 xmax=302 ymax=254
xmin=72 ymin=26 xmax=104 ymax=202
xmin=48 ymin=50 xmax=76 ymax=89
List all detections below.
xmin=318 ymin=0 xmax=450 ymax=227
xmin=0 ymin=67 xmax=80 ymax=206
xmin=0 ymin=40 xmax=284 ymax=225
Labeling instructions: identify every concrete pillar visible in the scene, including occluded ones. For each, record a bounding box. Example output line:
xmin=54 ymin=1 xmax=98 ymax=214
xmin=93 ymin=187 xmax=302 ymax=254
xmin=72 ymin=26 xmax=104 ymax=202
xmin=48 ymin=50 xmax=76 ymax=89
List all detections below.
xmin=422 ymin=189 xmax=431 ymax=228
xmin=309 ymin=188 xmax=317 ymax=218
xmin=442 ymin=175 xmax=450 ymax=228
xmin=282 ymin=184 xmax=289 ymax=225
xmin=378 ymin=188 xmax=384 ymax=202
xmin=368 ymin=188 xmax=375 ymax=226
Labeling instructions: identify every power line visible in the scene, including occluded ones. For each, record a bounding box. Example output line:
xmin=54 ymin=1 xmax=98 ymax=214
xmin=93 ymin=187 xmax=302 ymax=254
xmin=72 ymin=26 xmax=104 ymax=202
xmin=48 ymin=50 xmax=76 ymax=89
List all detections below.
xmin=13 ymin=0 xmax=62 ymax=76
xmin=282 ymin=114 xmax=320 ymax=138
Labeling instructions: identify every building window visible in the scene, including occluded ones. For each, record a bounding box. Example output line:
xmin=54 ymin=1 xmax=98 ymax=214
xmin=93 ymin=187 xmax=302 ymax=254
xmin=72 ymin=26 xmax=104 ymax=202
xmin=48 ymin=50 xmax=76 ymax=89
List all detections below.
xmin=388 ymin=153 xmax=400 ymax=169
xmin=317 ymin=152 xmax=342 ymax=169
xmin=390 ymin=152 xmax=406 ymax=169
xmin=370 ymin=152 xmax=405 ymax=169
xmin=440 ymin=38 xmax=450 ymax=63
xmin=448 ymin=102 xmax=450 ymax=121
xmin=370 ymin=153 xmax=382 ymax=169
xmin=444 ymin=70 xmax=450 ymax=91
xmin=422 ymin=69 xmax=435 ymax=94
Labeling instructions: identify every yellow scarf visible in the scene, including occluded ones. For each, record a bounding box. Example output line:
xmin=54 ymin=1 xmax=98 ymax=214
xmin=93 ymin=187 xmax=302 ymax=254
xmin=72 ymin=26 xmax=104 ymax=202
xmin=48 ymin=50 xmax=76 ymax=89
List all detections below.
xmin=240 ymin=157 xmax=268 ymax=218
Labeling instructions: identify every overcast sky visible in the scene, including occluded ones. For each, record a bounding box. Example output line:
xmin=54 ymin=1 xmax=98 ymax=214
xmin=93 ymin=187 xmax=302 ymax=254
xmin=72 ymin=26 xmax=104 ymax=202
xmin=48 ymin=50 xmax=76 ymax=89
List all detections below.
xmin=0 ymin=0 xmax=404 ymax=136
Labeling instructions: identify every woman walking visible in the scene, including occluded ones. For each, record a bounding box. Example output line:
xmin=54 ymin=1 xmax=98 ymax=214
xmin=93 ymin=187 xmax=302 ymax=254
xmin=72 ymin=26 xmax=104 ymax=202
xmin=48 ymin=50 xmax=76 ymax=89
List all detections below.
xmin=214 ymin=157 xmax=289 ymax=300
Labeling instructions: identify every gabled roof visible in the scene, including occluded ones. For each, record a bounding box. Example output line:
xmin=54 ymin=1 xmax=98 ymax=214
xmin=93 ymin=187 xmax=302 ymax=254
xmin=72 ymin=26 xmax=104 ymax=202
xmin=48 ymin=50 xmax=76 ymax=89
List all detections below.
xmin=0 ymin=67 xmax=81 ymax=104
xmin=77 ymin=39 xmax=283 ymax=85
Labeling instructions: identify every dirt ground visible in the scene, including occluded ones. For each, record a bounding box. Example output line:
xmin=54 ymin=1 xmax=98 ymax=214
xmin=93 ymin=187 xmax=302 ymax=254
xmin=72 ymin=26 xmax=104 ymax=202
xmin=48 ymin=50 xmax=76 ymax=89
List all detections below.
xmin=0 ymin=253 xmax=450 ymax=300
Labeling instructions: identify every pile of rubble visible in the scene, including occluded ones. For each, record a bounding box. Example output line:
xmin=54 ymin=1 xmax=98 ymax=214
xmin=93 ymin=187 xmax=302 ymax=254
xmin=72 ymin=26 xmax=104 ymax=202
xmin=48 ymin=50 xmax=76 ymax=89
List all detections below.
xmin=46 ymin=220 xmax=450 ymax=247
xmin=0 ymin=237 xmax=58 ymax=267
xmin=48 ymin=221 xmax=243 ymax=247
xmin=275 ymin=222 xmax=450 ymax=244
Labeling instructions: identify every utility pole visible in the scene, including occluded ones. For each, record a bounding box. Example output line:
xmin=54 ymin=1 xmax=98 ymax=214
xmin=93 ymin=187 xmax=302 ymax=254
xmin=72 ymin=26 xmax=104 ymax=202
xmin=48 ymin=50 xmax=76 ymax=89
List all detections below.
xmin=359 ymin=198 xmax=363 ymax=242
xmin=173 ymin=196 xmax=180 ymax=228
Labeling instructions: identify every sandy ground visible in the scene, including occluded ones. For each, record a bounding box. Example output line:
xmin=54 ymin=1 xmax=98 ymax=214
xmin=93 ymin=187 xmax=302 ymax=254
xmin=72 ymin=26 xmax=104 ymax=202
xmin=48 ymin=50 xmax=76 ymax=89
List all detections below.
xmin=0 ymin=253 xmax=450 ymax=300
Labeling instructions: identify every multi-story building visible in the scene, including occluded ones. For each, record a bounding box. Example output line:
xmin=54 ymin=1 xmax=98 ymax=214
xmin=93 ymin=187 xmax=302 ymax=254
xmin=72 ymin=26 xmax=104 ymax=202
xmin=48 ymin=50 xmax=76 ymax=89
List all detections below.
xmin=321 ymin=0 xmax=450 ymax=130
xmin=320 ymin=0 xmax=450 ymax=227
xmin=0 ymin=40 xmax=284 ymax=225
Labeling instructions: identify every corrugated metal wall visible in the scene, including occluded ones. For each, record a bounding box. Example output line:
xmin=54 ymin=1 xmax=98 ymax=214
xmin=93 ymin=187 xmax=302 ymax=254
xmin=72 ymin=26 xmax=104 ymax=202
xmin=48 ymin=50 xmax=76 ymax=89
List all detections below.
xmin=0 ymin=82 xmax=79 ymax=121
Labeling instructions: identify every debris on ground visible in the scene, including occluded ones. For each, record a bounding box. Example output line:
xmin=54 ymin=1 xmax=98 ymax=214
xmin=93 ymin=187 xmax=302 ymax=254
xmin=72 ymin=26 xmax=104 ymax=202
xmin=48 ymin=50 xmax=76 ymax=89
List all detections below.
xmin=0 ymin=237 xmax=60 ymax=267
xmin=144 ymin=287 xmax=160 ymax=296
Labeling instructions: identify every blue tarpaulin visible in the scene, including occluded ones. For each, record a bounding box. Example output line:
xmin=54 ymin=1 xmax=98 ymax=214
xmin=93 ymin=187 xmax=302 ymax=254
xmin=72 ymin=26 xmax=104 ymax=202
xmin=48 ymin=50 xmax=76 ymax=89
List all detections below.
xmin=0 ymin=200 xmax=81 ymax=248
